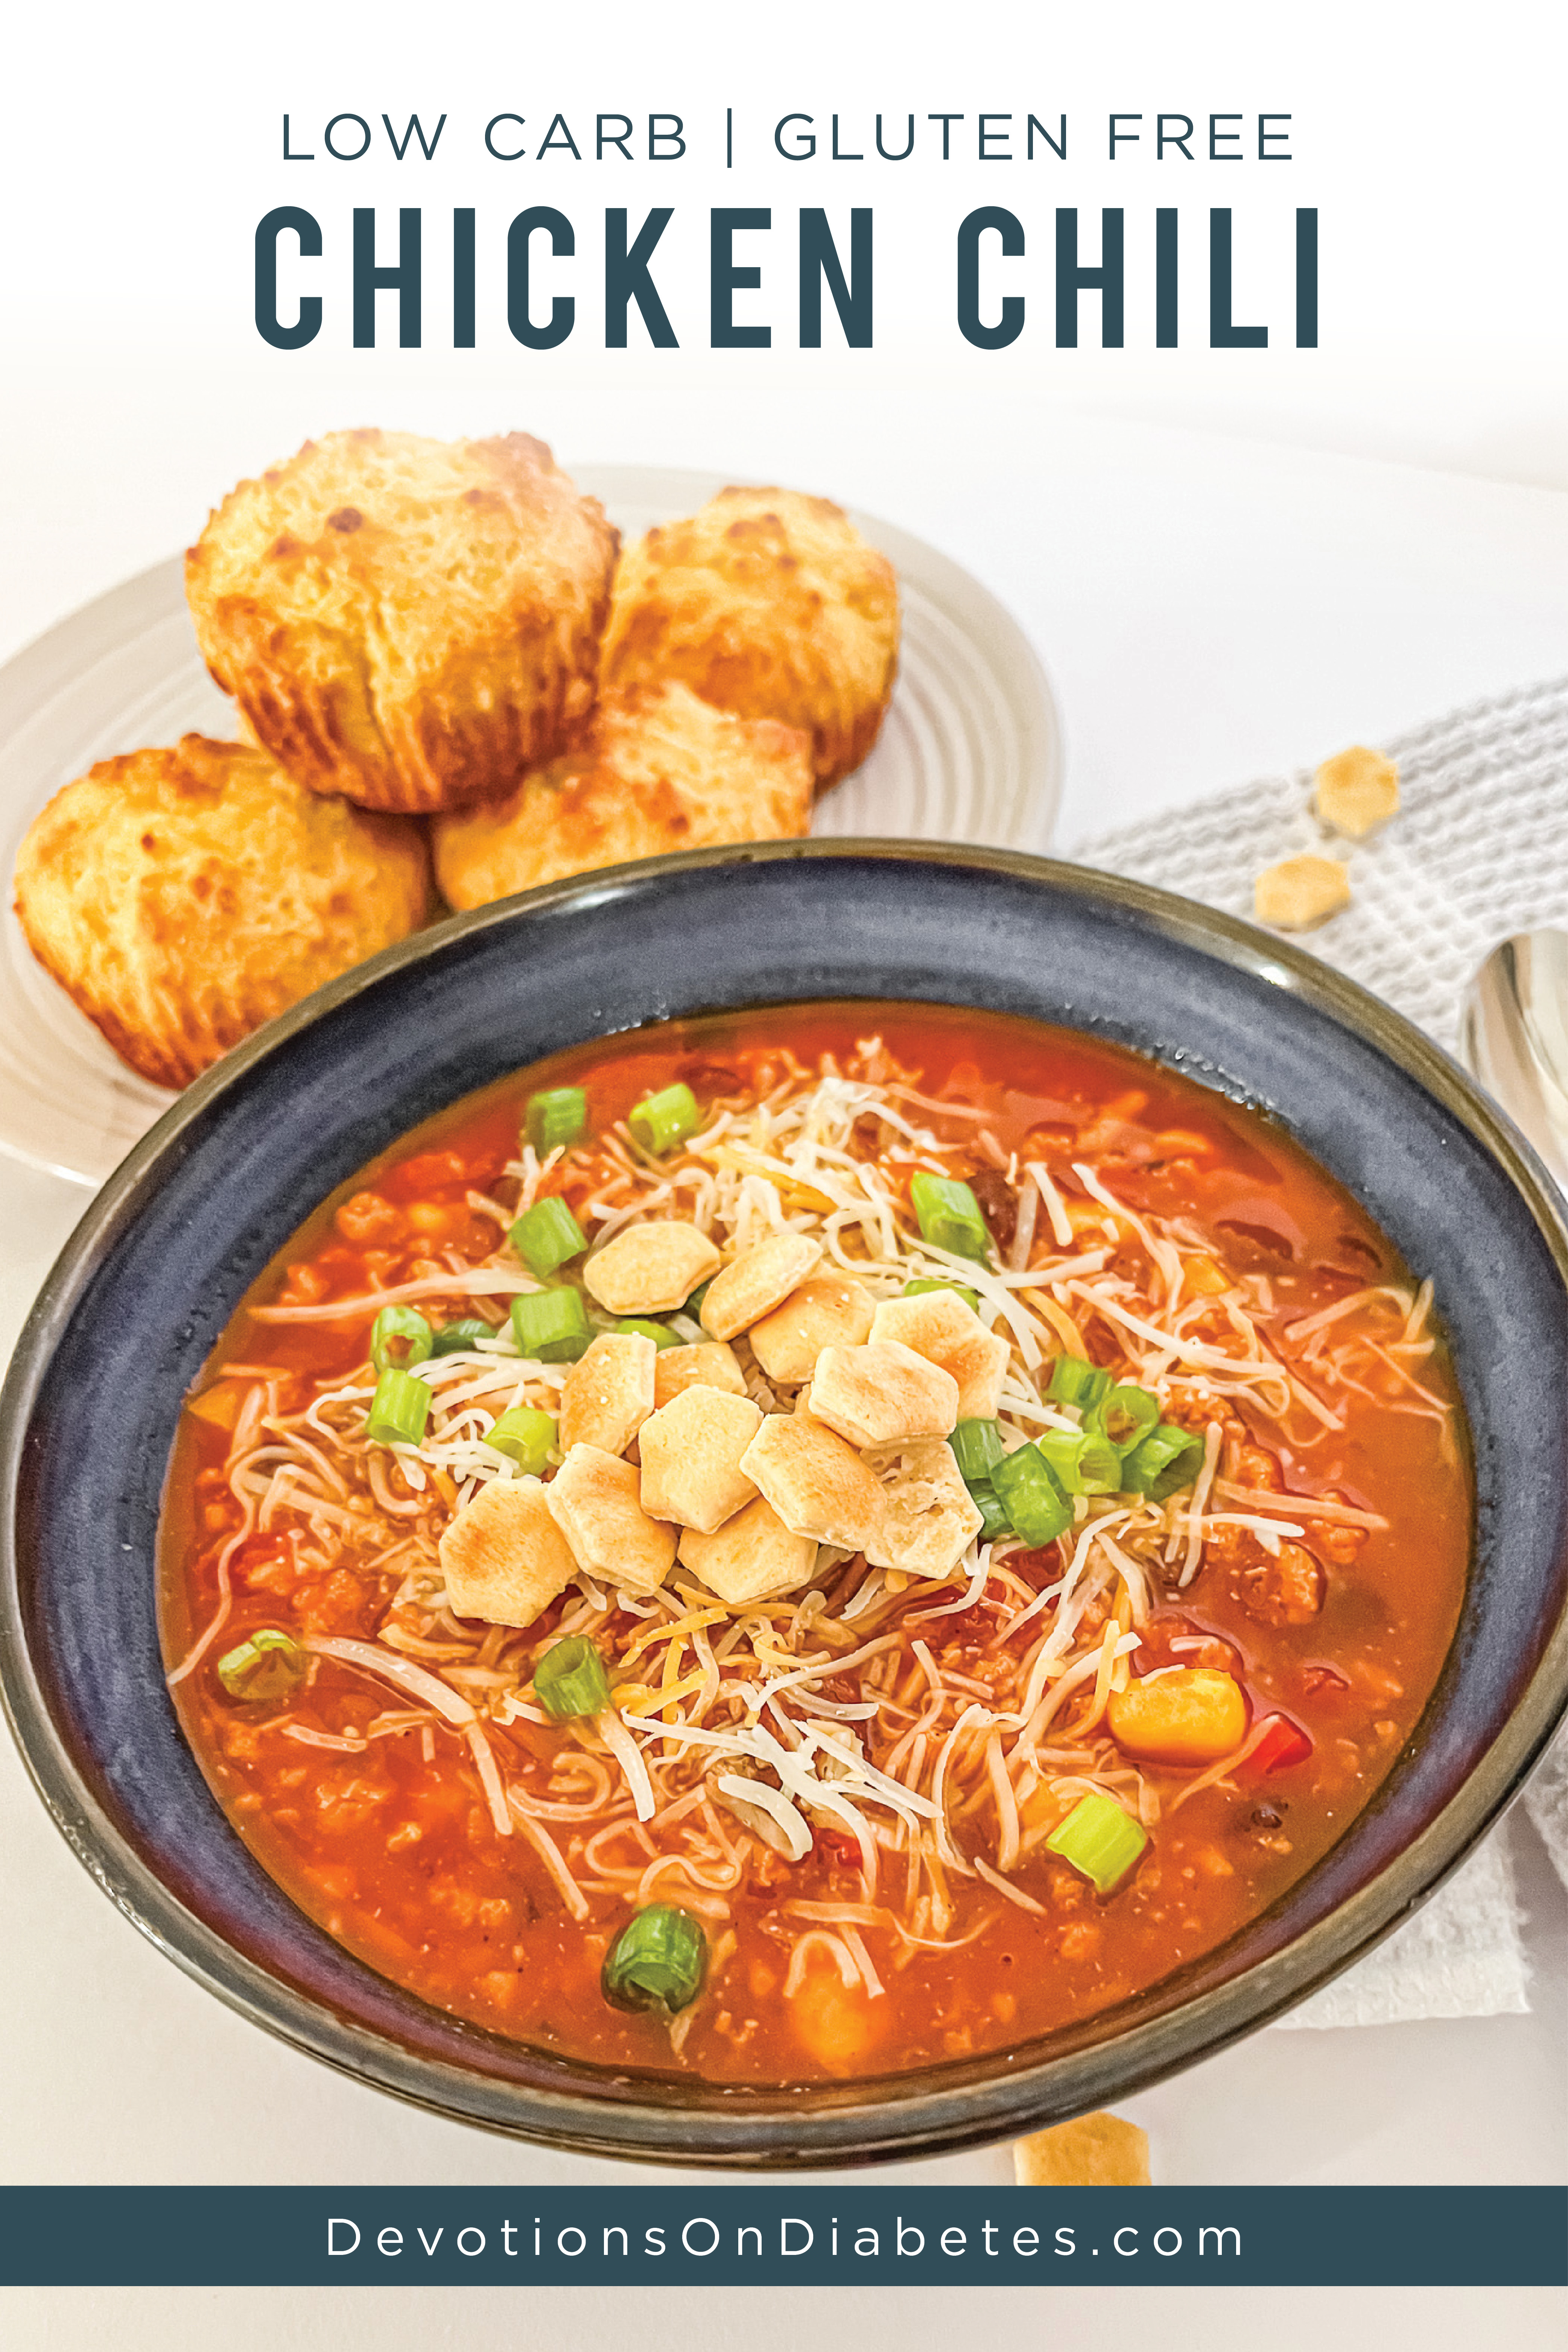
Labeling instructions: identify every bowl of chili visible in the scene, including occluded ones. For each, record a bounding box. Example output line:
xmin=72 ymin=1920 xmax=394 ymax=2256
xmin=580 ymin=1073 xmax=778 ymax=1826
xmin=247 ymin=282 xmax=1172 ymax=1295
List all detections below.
xmin=3 ymin=841 xmax=1566 ymax=2166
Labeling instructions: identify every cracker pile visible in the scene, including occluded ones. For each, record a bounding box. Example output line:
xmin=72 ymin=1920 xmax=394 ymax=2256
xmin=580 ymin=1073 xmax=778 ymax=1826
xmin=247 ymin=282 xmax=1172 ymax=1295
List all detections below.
xmin=437 ymin=1217 xmax=992 ymax=1629
xmin=14 ymin=431 xmax=900 ymax=1088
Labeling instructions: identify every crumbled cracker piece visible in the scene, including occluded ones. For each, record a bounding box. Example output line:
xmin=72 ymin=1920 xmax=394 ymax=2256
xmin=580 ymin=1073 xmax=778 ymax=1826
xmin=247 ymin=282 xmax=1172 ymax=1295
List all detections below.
xmin=545 ymin=1443 xmax=677 ymax=1592
xmin=1014 ymin=2112 xmax=1151 ymax=2188
xmin=678 ymin=1496 xmax=818 ymax=1605
xmin=582 ymin=1220 xmax=722 ymax=1316
xmin=740 ymin=1412 xmax=887 ymax=1555
xmin=749 ymin=1271 xmax=876 ymax=1384
xmin=867 ymin=1438 xmax=985 ymax=1578
xmin=869 ymin=1289 xmax=1011 ymax=1420
xmin=438 ymin=1478 xmax=577 ymax=1629
xmin=1254 ymin=854 xmax=1351 ymax=931
xmin=700 ymin=1231 xmax=824 ymax=1340
xmin=1314 ymin=743 xmax=1400 ymax=839
xmin=808 ymin=1340 xmax=960 ymax=1448
xmin=639 ymin=1384 xmax=764 ymax=1533
xmin=558 ymin=1331 xmax=656 ymax=1457
xmin=653 ymin=1340 xmax=748 ymax=1409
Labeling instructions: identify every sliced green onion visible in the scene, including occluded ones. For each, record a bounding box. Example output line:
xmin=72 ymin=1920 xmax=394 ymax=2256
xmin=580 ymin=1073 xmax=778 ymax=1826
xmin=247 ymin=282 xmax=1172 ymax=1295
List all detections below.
xmin=526 ymin=1086 xmax=587 ymax=1155
xmin=991 ymin=1443 xmax=1073 ymax=1546
xmin=969 ymin=1482 xmax=1013 ymax=1543
xmin=365 ymin=1366 xmax=432 ymax=1447
xmin=909 ymin=1173 xmax=992 ymax=1264
xmin=602 ymin=1905 xmax=707 ymax=2014
xmin=1091 ymin=1383 xmax=1162 ymax=1456
xmin=952 ymin=1418 xmax=1005 ymax=1483
xmin=1047 ymin=1355 xmax=1111 ymax=1411
xmin=487 ymin=1406 xmax=557 ymax=1475
xmin=629 ymin=1083 xmax=699 ymax=1156
xmin=616 ymin=1317 xmax=681 ymax=1350
xmin=1046 ymin=1791 xmax=1149 ymax=1893
xmin=904 ymin=1275 xmax=982 ymax=1316
xmin=430 ymin=1317 xmax=496 ymax=1357
xmin=216 ymin=1627 xmax=305 ymax=1703
xmin=1037 ymin=1427 xmax=1124 ymax=1497
xmin=370 ymin=1304 xmax=432 ymax=1375
xmin=534 ymin=1634 xmax=611 ymax=1720
xmin=684 ymin=1279 xmax=713 ymax=1316
xmin=509 ymin=1194 xmax=588 ymax=1279
xmin=511 ymin=1288 xmax=592 ymax=1364
xmin=1122 ymin=1422 xmax=1206 ymax=1501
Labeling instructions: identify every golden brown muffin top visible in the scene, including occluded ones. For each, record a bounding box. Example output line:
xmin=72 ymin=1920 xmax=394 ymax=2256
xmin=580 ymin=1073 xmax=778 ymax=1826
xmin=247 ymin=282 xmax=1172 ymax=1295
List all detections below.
xmin=432 ymin=680 xmax=813 ymax=911
xmin=601 ymin=486 xmax=899 ymax=788
xmin=14 ymin=733 xmax=430 ymax=1088
xmin=185 ymin=429 xmax=619 ymax=813
xmin=188 ymin=428 xmax=615 ymax=669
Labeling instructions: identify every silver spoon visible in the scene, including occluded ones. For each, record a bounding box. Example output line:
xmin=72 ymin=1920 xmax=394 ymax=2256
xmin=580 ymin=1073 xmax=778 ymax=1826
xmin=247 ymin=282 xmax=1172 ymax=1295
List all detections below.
xmin=1460 ymin=929 xmax=1568 ymax=1190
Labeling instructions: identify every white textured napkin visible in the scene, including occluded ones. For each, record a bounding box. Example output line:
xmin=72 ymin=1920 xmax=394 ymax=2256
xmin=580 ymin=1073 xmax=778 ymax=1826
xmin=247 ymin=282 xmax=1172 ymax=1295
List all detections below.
xmin=1071 ymin=675 xmax=1568 ymax=2024
xmin=1075 ymin=675 xmax=1568 ymax=1055
xmin=1276 ymin=1839 xmax=1527 ymax=2029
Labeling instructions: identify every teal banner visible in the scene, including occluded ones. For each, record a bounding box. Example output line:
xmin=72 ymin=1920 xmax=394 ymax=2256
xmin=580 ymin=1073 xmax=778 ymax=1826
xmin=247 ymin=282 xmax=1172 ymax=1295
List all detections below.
xmin=0 ymin=2188 xmax=1562 ymax=2287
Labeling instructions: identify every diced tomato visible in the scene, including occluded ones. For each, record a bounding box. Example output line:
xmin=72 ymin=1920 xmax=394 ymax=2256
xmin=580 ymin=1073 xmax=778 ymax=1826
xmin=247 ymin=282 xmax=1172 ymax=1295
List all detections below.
xmin=1009 ymin=1543 xmax=1067 ymax=1584
xmin=1251 ymin=1716 xmax=1314 ymax=1774
xmin=813 ymin=1829 xmax=860 ymax=1870
xmin=382 ymin=1151 xmax=470 ymax=1202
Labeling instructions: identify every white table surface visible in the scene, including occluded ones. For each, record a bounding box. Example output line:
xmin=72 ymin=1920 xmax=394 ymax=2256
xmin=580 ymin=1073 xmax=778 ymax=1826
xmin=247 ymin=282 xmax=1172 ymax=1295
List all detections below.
xmin=1 ymin=411 xmax=1563 ymax=2349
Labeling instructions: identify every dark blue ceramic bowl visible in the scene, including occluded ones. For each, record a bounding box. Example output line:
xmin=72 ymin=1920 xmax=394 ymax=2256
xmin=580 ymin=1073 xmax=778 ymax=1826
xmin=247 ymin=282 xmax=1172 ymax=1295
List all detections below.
xmin=4 ymin=843 xmax=1567 ymax=2168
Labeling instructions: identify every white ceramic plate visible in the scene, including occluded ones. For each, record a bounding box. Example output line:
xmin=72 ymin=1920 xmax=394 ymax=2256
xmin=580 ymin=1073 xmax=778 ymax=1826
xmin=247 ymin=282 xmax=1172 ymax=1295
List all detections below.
xmin=0 ymin=464 xmax=1063 ymax=1187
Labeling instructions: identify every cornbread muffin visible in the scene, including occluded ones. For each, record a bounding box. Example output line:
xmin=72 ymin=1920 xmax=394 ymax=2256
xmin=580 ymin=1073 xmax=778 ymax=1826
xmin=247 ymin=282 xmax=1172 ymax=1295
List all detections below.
xmin=186 ymin=429 xmax=618 ymax=814
xmin=13 ymin=734 xmax=431 ymax=1088
xmin=432 ymin=681 xmax=812 ymax=910
xmin=599 ymin=487 xmax=899 ymax=790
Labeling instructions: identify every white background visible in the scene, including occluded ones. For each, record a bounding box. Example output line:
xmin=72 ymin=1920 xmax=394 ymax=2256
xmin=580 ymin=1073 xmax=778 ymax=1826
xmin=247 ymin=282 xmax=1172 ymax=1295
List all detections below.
xmin=2 ymin=3 xmax=1566 ymax=2345
xmin=4 ymin=0 xmax=1568 ymax=660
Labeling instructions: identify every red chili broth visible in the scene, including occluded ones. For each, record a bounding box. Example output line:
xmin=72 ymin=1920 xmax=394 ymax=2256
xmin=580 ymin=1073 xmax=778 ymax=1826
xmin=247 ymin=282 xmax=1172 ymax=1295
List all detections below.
xmin=160 ymin=1004 xmax=1471 ymax=2083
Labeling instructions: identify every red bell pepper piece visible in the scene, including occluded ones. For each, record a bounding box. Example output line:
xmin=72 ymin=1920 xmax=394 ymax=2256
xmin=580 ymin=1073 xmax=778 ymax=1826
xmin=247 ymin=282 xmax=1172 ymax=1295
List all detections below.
xmin=1250 ymin=1715 xmax=1313 ymax=1774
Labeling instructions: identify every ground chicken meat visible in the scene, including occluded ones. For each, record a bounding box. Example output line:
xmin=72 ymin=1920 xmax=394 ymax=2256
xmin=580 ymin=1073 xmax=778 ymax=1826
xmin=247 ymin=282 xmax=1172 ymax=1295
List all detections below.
xmin=1235 ymin=1443 xmax=1284 ymax=1491
xmin=1238 ymin=1541 xmax=1326 ymax=1627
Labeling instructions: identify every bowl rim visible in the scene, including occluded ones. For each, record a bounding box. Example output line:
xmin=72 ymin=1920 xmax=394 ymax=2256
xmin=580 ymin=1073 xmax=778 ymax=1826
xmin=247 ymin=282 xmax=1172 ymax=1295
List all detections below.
xmin=4 ymin=836 xmax=1567 ymax=2169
